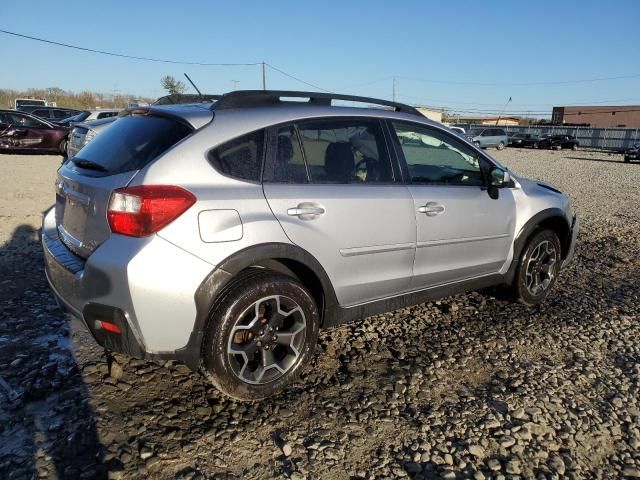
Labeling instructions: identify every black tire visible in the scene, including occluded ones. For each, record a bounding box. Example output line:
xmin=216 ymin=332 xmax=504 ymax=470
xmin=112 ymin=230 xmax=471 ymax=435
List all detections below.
xmin=201 ymin=269 xmax=320 ymax=401
xmin=571 ymin=144 xmax=578 ymax=151
xmin=59 ymin=139 xmax=67 ymax=157
xmin=474 ymin=141 xmax=481 ymax=148
xmin=533 ymin=142 xmax=539 ymax=149
xmin=624 ymin=156 xmax=630 ymax=163
xmin=496 ymin=141 xmax=505 ymax=151
xmin=512 ymin=229 xmax=561 ymax=306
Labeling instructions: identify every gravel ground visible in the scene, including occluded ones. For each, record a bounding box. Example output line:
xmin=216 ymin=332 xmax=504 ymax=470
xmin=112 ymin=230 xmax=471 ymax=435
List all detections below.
xmin=0 ymin=148 xmax=639 ymax=480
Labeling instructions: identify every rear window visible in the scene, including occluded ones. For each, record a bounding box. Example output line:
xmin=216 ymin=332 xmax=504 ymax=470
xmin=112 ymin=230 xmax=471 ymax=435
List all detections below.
xmin=73 ymin=115 xmax=192 ymax=174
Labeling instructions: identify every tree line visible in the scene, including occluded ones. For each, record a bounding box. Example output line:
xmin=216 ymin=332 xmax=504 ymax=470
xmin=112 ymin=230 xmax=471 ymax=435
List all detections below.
xmin=0 ymin=87 xmax=154 ymax=110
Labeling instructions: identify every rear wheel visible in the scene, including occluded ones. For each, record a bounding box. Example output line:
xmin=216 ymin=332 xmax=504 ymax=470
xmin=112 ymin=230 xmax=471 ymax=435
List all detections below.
xmin=624 ymin=156 xmax=630 ymax=163
xmin=59 ymin=139 xmax=67 ymax=157
xmin=512 ymin=229 xmax=561 ymax=306
xmin=497 ymin=141 xmax=505 ymax=150
xmin=202 ymin=270 xmax=320 ymax=401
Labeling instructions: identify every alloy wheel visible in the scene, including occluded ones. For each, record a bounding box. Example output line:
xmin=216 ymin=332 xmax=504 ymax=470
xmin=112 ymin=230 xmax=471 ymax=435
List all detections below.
xmin=525 ymin=240 xmax=557 ymax=296
xmin=226 ymin=295 xmax=306 ymax=385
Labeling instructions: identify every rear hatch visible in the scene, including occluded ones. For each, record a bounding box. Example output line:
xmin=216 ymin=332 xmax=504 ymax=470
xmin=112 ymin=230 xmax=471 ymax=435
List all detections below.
xmin=55 ymin=113 xmax=194 ymax=259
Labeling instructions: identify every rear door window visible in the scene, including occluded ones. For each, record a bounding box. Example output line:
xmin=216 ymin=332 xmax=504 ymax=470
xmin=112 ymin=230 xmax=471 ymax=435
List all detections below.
xmin=73 ymin=115 xmax=192 ymax=174
xmin=263 ymin=125 xmax=308 ymax=183
xmin=297 ymin=119 xmax=393 ymax=183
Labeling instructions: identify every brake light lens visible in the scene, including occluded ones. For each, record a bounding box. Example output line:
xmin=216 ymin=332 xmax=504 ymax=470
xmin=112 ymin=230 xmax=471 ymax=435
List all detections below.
xmin=98 ymin=320 xmax=122 ymax=334
xmin=108 ymin=185 xmax=196 ymax=237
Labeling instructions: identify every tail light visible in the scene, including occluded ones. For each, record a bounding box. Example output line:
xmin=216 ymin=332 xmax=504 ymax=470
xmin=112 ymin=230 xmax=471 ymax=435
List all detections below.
xmin=108 ymin=185 xmax=196 ymax=237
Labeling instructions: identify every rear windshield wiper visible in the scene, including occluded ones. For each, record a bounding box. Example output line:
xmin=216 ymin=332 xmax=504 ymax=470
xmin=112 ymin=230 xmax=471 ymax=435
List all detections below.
xmin=71 ymin=158 xmax=108 ymax=172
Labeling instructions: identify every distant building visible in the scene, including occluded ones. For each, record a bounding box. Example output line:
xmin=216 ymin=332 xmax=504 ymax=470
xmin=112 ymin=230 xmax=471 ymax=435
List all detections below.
xmin=454 ymin=116 xmax=520 ymax=126
xmin=552 ymin=105 xmax=640 ymax=128
xmin=416 ymin=107 xmax=443 ymax=123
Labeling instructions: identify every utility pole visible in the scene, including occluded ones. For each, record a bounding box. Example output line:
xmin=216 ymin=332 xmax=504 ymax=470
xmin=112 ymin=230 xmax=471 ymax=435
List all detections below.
xmin=392 ymin=76 xmax=396 ymax=103
xmin=496 ymin=96 xmax=512 ymax=125
xmin=262 ymin=62 xmax=266 ymax=90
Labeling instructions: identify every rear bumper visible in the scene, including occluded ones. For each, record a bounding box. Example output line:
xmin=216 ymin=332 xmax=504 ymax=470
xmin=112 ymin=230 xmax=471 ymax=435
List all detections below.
xmin=42 ymin=208 xmax=212 ymax=369
xmin=561 ymin=214 xmax=579 ymax=269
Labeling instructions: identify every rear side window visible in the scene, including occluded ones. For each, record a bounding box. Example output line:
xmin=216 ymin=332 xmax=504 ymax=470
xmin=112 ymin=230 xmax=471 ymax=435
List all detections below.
xmin=97 ymin=112 xmax=117 ymax=119
xmin=208 ymin=130 xmax=265 ymax=182
xmin=73 ymin=115 xmax=192 ymax=174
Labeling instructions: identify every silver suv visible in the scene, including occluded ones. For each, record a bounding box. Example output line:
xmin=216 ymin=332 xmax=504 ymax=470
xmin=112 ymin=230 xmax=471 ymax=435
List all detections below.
xmin=42 ymin=91 xmax=578 ymax=401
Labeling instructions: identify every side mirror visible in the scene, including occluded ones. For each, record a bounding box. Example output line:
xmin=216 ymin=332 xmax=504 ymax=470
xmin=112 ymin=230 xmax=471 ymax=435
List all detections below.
xmin=490 ymin=167 xmax=511 ymax=187
xmin=487 ymin=167 xmax=511 ymax=199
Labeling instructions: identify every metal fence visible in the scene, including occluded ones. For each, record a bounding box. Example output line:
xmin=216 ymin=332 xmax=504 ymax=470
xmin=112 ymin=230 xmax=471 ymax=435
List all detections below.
xmin=454 ymin=124 xmax=640 ymax=151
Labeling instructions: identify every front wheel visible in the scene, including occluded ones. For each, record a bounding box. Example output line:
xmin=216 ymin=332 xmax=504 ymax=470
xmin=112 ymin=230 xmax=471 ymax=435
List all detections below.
xmin=624 ymin=156 xmax=631 ymax=163
xmin=202 ymin=270 xmax=320 ymax=401
xmin=512 ymin=229 xmax=561 ymax=306
xmin=496 ymin=141 xmax=505 ymax=151
xmin=59 ymin=139 xmax=67 ymax=157
xmin=572 ymin=144 xmax=579 ymax=151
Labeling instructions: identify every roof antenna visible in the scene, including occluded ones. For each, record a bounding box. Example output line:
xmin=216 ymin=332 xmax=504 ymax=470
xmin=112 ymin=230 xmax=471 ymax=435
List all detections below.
xmin=183 ymin=73 xmax=204 ymax=101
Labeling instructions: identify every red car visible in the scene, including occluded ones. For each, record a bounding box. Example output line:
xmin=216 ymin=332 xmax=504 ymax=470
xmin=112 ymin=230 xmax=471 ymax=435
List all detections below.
xmin=0 ymin=109 xmax=69 ymax=155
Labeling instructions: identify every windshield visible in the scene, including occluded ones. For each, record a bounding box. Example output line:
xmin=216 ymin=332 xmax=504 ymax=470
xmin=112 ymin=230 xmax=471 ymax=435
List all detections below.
xmin=15 ymin=99 xmax=46 ymax=108
xmin=74 ymin=115 xmax=192 ymax=174
xmin=468 ymin=129 xmax=483 ymax=136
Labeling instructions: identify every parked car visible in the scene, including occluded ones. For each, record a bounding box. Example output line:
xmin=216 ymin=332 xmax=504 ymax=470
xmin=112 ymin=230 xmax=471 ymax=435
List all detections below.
xmin=55 ymin=109 xmax=120 ymax=127
xmin=624 ymin=143 xmax=640 ymax=163
xmin=508 ymin=132 xmax=527 ymax=146
xmin=538 ymin=135 xmax=579 ymax=151
xmin=518 ymin=134 xmax=545 ymax=149
xmin=29 ymin=107 xmax=81 ymax=122
xmin=42 ymin=90 xmax=578 ymax=401
xmin=467 ymin=127 xmax=509 ymax=150
xmin=0 ymin=109 xmax=69 ymax=154
xmin=66 ymin=117 xmax=117 ymax=158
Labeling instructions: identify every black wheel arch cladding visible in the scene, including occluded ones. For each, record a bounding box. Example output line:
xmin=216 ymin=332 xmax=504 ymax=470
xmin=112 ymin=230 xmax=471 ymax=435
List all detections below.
xmin=505 ymin=207 xmax=571 ymax=284
xmin=178 ymin=243 xmax=337 ymax=371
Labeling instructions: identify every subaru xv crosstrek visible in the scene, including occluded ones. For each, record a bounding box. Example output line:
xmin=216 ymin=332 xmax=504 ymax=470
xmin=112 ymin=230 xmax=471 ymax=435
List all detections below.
xmin=43 ymin=90 xmax=578 ymax=401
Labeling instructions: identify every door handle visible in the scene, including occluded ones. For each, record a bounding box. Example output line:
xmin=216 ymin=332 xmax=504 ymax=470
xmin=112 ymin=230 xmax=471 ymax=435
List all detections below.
xmin=418 ymin=202 xmax=445 ymax=216
xmin=287 ymin=205 xmax=325 ymax=218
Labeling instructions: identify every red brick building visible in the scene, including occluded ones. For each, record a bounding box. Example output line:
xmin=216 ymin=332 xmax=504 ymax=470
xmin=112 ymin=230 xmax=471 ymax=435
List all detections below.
xmin=552 ymin=105 xmax=640 ymax=128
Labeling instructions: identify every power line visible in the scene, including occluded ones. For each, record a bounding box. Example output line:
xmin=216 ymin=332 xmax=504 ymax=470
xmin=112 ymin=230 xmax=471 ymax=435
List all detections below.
xmin=338 ymin=77 xmax=394 ymax=91
xmin=398 ymin=73 xmax=640 ymax=87
xmin=0 ymin=28 xmax=260 ymax=66
xmin=265 ymin=63 xmax=332 ymax=93
xmin=398 ymin=93 xmax=640 ymax=108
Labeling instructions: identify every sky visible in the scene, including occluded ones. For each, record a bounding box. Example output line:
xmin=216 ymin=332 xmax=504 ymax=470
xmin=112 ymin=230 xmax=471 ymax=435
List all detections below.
xmin=1 ymin=0 xmax=639 ymax=117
